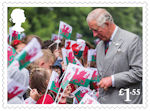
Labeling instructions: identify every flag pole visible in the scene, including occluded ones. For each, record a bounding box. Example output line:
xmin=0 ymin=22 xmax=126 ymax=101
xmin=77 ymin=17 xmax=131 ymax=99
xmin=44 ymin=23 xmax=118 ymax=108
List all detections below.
xmin=9 ymin=27 xmax=13 ymax=44
xmin=54 ymin=85 xmax=62 ymax=103
xmin=56 ymin=22 xmax=61 ymax=50
xmin=42 ymin=86 xmax=49 ymax=104
xmin=42 ymin=70 xmax=52 ymax=104
xmin=58 ymin=71 xmax=66 ymax=83
xmin=54 ymin=67 xmax=64 ymax=103
xmin=56 ymin=85 xmax=68 ymax=104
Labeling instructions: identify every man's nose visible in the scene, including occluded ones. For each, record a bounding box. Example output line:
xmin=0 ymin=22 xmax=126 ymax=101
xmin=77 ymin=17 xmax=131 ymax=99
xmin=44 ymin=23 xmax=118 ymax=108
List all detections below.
xmin=93 ymin=30 xmax=98 ymax=37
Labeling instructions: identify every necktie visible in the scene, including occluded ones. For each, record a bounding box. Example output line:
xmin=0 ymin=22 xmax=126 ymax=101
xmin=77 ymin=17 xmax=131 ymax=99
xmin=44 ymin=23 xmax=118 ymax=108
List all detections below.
xmin=104 ymin=41 xmax=110 ymax=54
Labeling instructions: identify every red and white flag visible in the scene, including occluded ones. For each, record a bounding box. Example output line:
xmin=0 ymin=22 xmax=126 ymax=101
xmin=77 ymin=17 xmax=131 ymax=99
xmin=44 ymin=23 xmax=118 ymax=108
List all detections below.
xmin=8 ymin=78 xmax=27 ymax=100
xmin=59 ymin=21 xmax=72 ymax=39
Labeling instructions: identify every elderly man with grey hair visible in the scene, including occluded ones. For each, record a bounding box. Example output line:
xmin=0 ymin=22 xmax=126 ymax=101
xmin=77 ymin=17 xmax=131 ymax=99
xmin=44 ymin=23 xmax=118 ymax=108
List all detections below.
xmin=87 ymin=8 xmax=142 ymax=104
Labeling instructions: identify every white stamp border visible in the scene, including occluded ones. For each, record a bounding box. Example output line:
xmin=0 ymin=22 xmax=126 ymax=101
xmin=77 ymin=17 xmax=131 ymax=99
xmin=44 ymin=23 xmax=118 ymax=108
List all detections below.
xmin=1 ymin=1 xmax=148 ymax=110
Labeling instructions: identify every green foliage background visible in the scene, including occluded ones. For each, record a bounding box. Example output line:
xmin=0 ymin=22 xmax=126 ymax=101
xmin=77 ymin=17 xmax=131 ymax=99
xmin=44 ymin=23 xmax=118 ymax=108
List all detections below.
xmin=8 ymin=7 xmax=142 ymax=47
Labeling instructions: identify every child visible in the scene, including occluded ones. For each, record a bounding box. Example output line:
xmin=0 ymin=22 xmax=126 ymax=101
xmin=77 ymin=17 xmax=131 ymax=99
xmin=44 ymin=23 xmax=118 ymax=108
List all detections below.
xmin=22 ymin=35 xmax=43 ymax=47
xmin=11 ymin=39 xmax=26 ymax=53
xmin=27 ymin=49 xmax=56 ymax=71
xmin=30 ymin=68 xmax=55 ymax=104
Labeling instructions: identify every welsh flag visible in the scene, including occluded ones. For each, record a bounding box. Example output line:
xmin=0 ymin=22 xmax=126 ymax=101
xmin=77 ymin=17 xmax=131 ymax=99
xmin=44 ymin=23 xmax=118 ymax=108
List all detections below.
xmin=65 ymin=40 xmax=86 ymax=58
xmin=88 ymin=68 xmax=100 ymax=90
xmin=87 ymin=49 xmax=96 ymax=62
xmin=51 ymin=34 xmax=63 ymax=41
xmin=61 ymin=63 xmax=75 ymax=90
xmin=79 ymin=93 xmax=99 ymax=104
xmin=7 ymin=45 xmax=16 ymax=66
xmin=14 ymin=38 xmax=43 ymax=70
xmin=8 ymin=27 xmax=22 ymax=44
xmin=65 ymin=40 xmax=76 ymax=49
xmin=72 ymin=42 xmax=85 ymax=58
xmin=8 ymin=78 xmax=27 ymax=100
xmin=48 ymin=71 xmax=60 ymax=94
xmin=62 ymin=48 xmax=76 ymax=65
xmin=59 ymin=21 xmax=72 ymax=39
xmin=69 ymin=64 xmax=93 ymax=87
xmin=72 ymin=86 xmax=92 ymax=103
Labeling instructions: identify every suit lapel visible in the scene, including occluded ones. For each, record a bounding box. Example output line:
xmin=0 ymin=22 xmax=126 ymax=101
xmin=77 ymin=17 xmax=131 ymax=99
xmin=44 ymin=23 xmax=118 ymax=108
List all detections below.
xmin=103 ymin=27 xmax=124 ymax=73
xmin=96 ymin=41 xmax=105 ymax=70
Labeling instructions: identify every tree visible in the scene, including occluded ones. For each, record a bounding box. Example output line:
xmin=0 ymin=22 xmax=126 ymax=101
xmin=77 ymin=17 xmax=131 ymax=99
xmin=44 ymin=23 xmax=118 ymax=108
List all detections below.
xmin=8 ymin=7 xmax=142 ymax=47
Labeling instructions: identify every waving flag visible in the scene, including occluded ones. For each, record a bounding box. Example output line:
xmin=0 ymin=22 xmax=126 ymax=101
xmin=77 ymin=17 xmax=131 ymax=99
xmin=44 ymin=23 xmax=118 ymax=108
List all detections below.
xmin=8 ymin=27 xmax=23 ymax=44
xmin=72 ymin=42 xmax=85 ymax=58
xmin=88 ymin=49 xmax=96 ymax=62
xmin=69 ymin=64 xmax=93 ymax=87
xmin=7 ymin=45 xmax=16 ymax=66
xmin=59 ymin=21 xmax=72 ymax=39
xmin=61 ymin=63 xmax=75 ymax=90
xmin=14 ymin=38 xmax=43 ymax=70
xmin=8 ymin=78 xmax=27 ymax=100
xmin=48 ymin=71 xmax=60 ymax=94
xmin=65 ymin=40 xmax=86 ymax=58
xmin=88 ymin=68 xmax=100 ymax=90
xmin=65 ymin=40 xmax=76 ymax=49
xmin=72 ymin=86 xmax=92 ymax=103
xmin=79 ymin=93 xmax=99 ymax=104
xmin=62 ymin=48 xmax=76 ymax=65
xmin=51 ymin=34 xmax=63 ymax=41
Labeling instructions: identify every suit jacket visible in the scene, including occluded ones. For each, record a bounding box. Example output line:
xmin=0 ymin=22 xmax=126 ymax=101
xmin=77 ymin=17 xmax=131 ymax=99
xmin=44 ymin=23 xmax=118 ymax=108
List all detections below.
xmin=96 ymin=27 xmax=142 ymax=104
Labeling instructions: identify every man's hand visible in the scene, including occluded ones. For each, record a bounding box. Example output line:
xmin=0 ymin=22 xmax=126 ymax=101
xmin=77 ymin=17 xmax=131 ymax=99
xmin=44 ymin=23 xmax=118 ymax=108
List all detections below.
xmin=97 ymin=76 xmax=112 ymax=90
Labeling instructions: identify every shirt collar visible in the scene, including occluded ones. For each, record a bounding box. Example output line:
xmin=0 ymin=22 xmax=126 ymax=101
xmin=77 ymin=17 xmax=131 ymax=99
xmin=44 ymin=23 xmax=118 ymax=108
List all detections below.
xmin=110 ymin=25 xmax=118 ymax=41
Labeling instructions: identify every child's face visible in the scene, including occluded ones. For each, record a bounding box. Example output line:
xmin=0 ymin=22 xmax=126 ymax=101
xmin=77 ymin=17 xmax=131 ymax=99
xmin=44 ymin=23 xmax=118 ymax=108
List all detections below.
xmin=42 ymin=60 xmax=53 ymax=69
xmin=54 ymin=68 xmax=61 ymax=75
xmin=64 ymin=84 xmax=72 ymax=95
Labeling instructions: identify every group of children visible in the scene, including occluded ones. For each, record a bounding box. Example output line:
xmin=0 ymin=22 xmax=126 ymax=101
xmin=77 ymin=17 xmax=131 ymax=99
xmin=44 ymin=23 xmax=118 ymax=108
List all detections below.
xmin=8 ymin=34 xmax=98 ymax=104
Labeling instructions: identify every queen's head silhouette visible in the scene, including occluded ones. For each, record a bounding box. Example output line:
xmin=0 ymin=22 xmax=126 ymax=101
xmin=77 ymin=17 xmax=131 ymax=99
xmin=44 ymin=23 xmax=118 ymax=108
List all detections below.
xmin=10 ymin=8 xmax=26 ymax=33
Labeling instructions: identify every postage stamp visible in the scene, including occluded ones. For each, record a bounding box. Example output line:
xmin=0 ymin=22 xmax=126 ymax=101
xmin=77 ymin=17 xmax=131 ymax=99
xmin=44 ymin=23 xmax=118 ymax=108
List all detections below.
xmin=0 ymin=0 xmax=149 ymax=111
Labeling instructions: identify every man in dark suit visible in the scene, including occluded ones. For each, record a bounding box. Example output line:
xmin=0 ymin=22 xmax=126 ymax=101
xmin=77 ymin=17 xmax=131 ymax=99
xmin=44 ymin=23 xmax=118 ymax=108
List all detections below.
xmin=86 ymin=8 xmax=142 ymax=104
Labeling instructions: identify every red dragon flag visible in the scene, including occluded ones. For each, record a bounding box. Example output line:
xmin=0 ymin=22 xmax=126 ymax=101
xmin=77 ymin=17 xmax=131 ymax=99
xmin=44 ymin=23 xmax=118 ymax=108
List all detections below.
xmin=65 ymin=40 xmax=76 ymax=49
xmin=8 ymin=27 xmax=23 ymax=44
xmin=58 ymin=21 xmax=72 ymax=40
xmin=88 ymin=68 xmax=100 ymax=90
xmin=48 ymin=71 xmax=60 ymax=94
xmin=8 ymin=78 xmax=27 ymax=100
xmin=87 ymin=49 xmax=96 ymax=62
xmin=65 ymin=40 xmax=86 ymax=58
xmin=69 ymin=64 xmax=93 ymax=87
xmin=7 ymin=45 xmax=17 ymax=66
xmin=61 ymin=63 xmax=76 ymax=90
xmin=72 ymin=86 xmax=92 ymax=103
xmin=62 ymin=48 xmax=76 ymax=65
xmin=13 ymin=38 xmax=43 ymax=70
